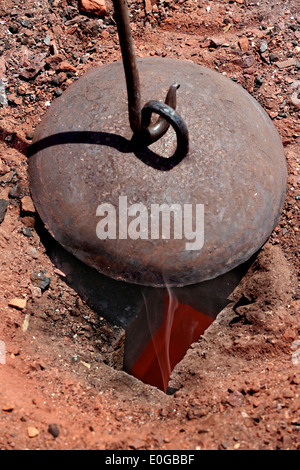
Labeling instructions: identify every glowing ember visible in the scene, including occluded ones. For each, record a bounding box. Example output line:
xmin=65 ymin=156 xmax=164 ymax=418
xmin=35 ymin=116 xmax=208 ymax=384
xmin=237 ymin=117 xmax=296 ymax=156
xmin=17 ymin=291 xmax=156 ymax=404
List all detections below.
xmin=130 ymin=295 xmax=214 ymax=392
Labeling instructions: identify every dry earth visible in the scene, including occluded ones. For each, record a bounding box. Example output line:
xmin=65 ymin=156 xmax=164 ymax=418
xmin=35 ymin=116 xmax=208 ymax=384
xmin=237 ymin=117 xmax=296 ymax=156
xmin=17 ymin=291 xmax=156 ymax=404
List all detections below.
xmin=0 ymin=0 xmax=299 ymax=451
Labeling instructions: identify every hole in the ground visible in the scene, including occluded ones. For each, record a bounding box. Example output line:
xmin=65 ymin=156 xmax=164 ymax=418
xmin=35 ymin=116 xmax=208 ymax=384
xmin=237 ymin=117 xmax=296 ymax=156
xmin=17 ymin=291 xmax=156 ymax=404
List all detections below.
xmin=33 ymin=213 xmax=257 ymax=394
xmin=129 ymin=293 xmax=214 ymax=392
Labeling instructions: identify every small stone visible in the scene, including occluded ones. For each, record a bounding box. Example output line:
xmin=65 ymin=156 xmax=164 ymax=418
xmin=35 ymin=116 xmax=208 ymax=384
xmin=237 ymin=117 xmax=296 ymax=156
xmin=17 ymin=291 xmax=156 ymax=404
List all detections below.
xmin=269 ymin=53 xmax=279 ymax=63
xmin=145 ymin=0 xmax=152 ymax=14
xmin=276 ymin=58 xmax=297 ymax=69
xmin=48 ymin=423 xmax=60 ymax=438
xmin=0 ymin=57 xmax=6 ymax=77
xmin=21 ymin=196 xmax=35 ymax=214
xmin=259 ymin=39 xmax=268 ymax=53
xmin=239 ymin=36 xmax=249 ymax=53
xmin=30 ymin=272 xmax=51 ymax=291
xmin=289 ymin=91 xmax=300 ymax=109
xmin=27 ymin=426 xmax=39 ymax=438
xmin=79 ymin=0 xmax=107 ymax=17
xmin=26 ymin=246 xmax=39 ymax=259
xmin=9 ymin=184 xmax=23 ymax=199
xmin=241 ymin=55 xmax=255 ymax=68
xmin=25 ymin=132 xmax=34 ymax=141
xmin=45 ymin=55 xmax=64 ymax=71
xmin=254 ymin=77 xmax=263 ymax=87
xmin=0 ymin=79 xmax=8 ymax=107
xmin=56 ymin=61 xmax=77 ymax=73
xmin=0 ymin=199 xmax=9 ymax=224
xmin=129 ymin=438 xmax=145 ymax=450
xmin=101 ymin=30 xmax=110 ymax=40
xmin=54 ymin=88 xmax=63 ymax=97
xmin=227 ymin=390 xmax=244 ymax=407
xmin=19 ymin=54 xmax=46 ymax=80
xmin=0 ymin=162 xmax=10 ymax=175
xmin=29 ymin=286 xmax=42 ymax=298
xmin=44 ymin=34 xmax=51 ymax=46
xmin=7 ymin=93 xmax=23 ymax=106
xmin=209 ymin=37 xmax=226 ymax=48
xmin=22 ymin=227 xmax=33 ymax=237
xmin=2 ymin=403 xmax=14 ymax=412
xmin=9 ymin=24 xmax=19 ymax=34
xmin=17 ymin=84 xmax=28 ymax=96
xmin=231 ymin=55 xmax=255 ymax=68
xmin=8 ymin=298 xmax=27 ymax=310
xmin=51 ymin=72 xmax=67 ymax=86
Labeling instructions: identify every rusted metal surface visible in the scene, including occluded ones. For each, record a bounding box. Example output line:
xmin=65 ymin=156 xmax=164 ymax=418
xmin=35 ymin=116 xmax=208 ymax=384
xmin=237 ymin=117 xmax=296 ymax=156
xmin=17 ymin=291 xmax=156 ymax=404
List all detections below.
xmin=28 ymin=57 xmax=287 ymax=286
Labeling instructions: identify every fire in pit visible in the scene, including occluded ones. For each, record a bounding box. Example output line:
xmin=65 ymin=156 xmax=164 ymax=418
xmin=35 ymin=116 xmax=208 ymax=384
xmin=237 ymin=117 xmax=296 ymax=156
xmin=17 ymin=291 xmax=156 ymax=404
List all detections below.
xmin=130 ymin=294 xmax=214 ymax=392
xmin=27 ymin=1 xmax=287 ymax=391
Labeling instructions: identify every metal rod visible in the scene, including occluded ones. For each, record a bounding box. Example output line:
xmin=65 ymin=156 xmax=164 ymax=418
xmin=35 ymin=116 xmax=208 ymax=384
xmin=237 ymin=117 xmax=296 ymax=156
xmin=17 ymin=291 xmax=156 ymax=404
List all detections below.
xmin=112 ymin=0 xmax=189 ymax=158
xmin=113 ymin=0 xmax=142 ymax=134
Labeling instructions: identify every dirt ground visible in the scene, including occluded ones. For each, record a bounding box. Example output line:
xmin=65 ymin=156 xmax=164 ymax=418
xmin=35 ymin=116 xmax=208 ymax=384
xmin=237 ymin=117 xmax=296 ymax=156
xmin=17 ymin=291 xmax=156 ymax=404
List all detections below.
xmin=0 ymin=0 xmax=299 ymax=451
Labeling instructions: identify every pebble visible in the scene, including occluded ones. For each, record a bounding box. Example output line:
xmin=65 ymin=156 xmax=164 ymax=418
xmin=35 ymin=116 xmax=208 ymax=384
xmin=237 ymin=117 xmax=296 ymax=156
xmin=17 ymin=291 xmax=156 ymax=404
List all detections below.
xmin=209 ymin=37 xmax=226 ymax=48
xmin=0 ymin=162 xmax=10 ymax=175
xmin=2 ymin=403 xmax=14 ymax=412
xmin=22 ymin=227 xmax=33 ymax=237
xmin=30 ymin=271 xmax=51 ymax=291
xmin=27 ymin=426 xmax=39 ymax=438
xmin=21 ymin=196 xmax=35 ymax=214
xmin=79 ymin=0 xmax=107 ymax=17
xmin=7 ymin=93 xmax=23 ymax=106
xmin=254 ymin=77 xmax=263 ymax=87
xmin=54 ymin=88 xmax=63 ymax=97
xmin=239 ymin=36 xmax=249 ymax=53
xmin=260 ymin=39 xmax=268 ymax=53
xmin=27 ymin=246 xmax=39 ymax=259
xmin=8 ymin=298 xmax=27 ymax=310
xmin=44 ymin=34 xmax=51 ymax=46
xmin=25 ymin=132 xmax=34 ymax=140
xmin=9 ymin=24 xmax=19 ymax=34
xmin=29 ymin=286 xmax=42 ymax=298
xmin=289 ymin=91 xmax=300 ymax=109
xmin=269 ymin=52 xmax=279 ymax=63
xmin=9 ymin=184 xmax=23 ymax=199
xmin=276 ymin=58 xmax=297 ymax=69
xmin=0 ymin=199 xmax=9 ymax=224
xmin=48 ymin=423 xmax=60 ymax=438
xmin=0 ymin=78 xmax=8 ymax=107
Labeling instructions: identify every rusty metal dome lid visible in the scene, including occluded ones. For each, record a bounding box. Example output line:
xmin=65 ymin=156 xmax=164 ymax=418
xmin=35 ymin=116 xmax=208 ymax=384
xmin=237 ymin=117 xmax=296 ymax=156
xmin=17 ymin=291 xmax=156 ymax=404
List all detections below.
xmin=28 ymin=56 xmax=287 ymax=287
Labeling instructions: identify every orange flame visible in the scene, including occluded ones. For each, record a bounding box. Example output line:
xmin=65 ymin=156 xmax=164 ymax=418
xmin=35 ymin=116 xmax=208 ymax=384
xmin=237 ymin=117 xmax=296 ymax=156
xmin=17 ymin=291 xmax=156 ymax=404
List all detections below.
xmin=130 ymin=294 xmax=214 ymax=391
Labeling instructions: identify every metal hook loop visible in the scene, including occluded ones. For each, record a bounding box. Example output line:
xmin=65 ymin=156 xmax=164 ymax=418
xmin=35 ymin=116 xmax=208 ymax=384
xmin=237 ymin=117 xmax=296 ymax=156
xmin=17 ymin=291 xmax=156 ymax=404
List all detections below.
xmin=141 ymin=100 xmax=189 ymax=162
xmin=113 ymin=0 xmax=189 ymax=160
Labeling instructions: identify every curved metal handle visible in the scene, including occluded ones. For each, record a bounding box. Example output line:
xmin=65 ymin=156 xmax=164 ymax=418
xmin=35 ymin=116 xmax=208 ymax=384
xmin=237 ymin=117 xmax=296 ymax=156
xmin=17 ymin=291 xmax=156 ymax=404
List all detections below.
xmin=141 ymin=100 xmax=189 ymax=161
xmin=113 ymin=0 xmax=189 ymax=159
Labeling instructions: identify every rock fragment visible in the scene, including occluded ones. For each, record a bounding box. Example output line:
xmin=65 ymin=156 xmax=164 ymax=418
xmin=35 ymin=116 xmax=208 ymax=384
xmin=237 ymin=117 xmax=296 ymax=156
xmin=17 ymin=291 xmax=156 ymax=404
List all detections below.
xmin=79 ymin=0 xmax=107 ymax=16
xmin=21 ymin=196 xmax=35 ymax=214
xmin=0 ymin=79 xmax=8 ymax=107
xmin=0 ymin=199 xmax=9 ymax=224
xmin=8 ymin=298 xmax=27 ymax=310
xmin=48 ymin=423 xmax=60 ymax=438
xmin=27 ymin=426 xmax=39 ymax=438
xmin=238 ymin=36 xmax=249 ymax=53
xmin=30 ymin=272 xmax=51 ymax=291
xmin=276 ymin=58 xmax=297 ymax=69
